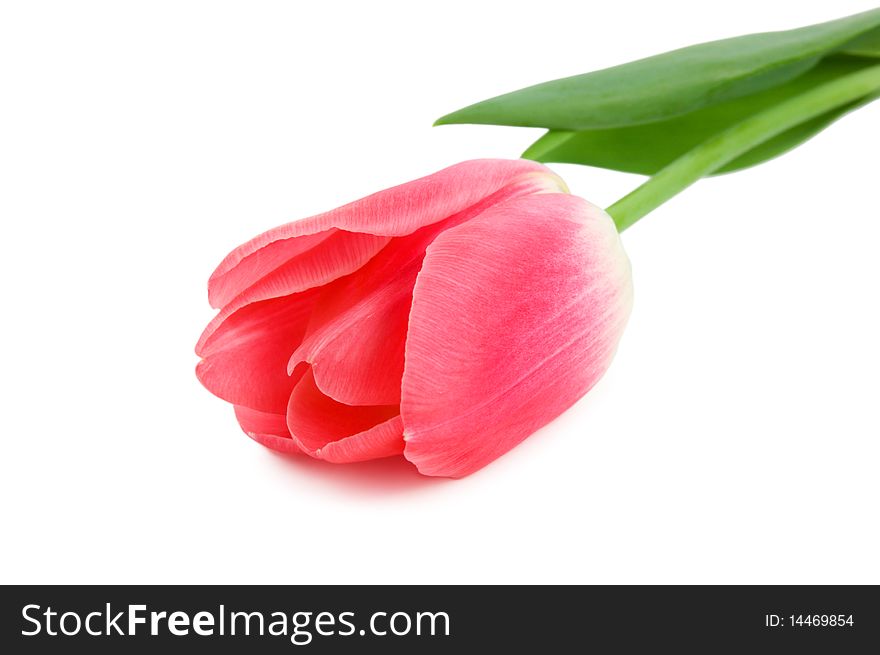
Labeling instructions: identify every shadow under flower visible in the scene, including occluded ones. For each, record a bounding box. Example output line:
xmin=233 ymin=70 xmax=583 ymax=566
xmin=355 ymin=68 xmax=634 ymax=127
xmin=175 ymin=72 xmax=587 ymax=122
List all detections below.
xmin=263 ymin=450 xmax=450 ymax=496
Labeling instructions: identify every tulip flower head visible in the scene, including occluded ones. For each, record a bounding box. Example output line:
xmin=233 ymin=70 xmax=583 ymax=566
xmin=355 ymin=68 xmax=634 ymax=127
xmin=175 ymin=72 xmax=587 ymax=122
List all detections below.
xmin=199 ymin=9 xmax=880 ymax=477
xmin=197 ymin=160 xmax=633 ymax=477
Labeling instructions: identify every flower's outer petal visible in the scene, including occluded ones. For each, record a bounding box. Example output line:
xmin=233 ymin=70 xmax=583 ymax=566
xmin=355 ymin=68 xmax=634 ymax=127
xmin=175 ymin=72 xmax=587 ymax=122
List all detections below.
xmin=287 ymin=367 xmax=404 ymax=462
xmin=195 ymin=290 xmax=318 ymax=413
xmin=234 ymin=405 xmax=304 ymax=454
xmin=207 ymin=159 xmax=564 ymax=309
xmin=249 ymin=432 xmax=305 ymax=455
xmin=401 ymin=193 xmax=633 ymax=478
xmin=209 ymin=230 xmax=390 ymax=311
xmin=201 ymin=232 xmax=391 ymax=341
xmin=234 ymin=405 xmax=290 ymax=437
xmin=209 ymin=230 xmax=335 ymax=308
xmin=319 ymin=416 xmax=405 ymax=464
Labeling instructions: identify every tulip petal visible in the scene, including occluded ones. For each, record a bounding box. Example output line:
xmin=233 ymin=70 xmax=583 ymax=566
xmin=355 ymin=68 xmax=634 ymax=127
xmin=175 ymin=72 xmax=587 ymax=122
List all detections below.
xmin=287 ymin=239 xmax=422 ymax=406
xmin=318 ymin=416 xmax=405 ymax=464
xmin=233 ymin=405 xmax=304 ymax=454
xmin=234 ymin=405 xmax=290 ymax=437
xmin=303 ymin=281 xmax=412 ymax=406
xmin=203 ymin=231 xmax=391 ymax=341
xmin=196 ymin=290 xmax=318 ymax=413
xmin=209 ymin=230 xmax=336 ymax=308
xmin=248 ymin=431 xmax=305 ymax=455
xmin=208 ymin=159 xmax=563 ymax=309
xmin=401 ymin=194 xmax=633 ymax=478
xmin=286 ymin=367 xmax=404 ymax=462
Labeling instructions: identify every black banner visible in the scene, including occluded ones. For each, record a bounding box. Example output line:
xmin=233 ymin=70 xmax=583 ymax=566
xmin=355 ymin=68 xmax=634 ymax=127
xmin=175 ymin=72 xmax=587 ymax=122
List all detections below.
xmin=1 ymin=585 xmax=877 ymax=653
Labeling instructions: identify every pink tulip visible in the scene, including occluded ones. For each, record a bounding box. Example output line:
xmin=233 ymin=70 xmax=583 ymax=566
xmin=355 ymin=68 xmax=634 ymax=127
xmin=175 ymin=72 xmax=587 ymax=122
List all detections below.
xmin=196 ymin=159 xmax=633 ymax=477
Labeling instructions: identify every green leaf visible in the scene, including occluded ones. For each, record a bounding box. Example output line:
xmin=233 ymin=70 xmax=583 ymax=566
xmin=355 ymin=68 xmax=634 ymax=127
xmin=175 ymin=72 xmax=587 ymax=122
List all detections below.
xmin=841 ymin=24 xmax=880 ymax=57
xmin=522 ymin=56 xmax=880 ymax=175
xmin=435 ymin=8 xmax=880 ymax=130
xmin=718 ymin=94 xmax=877 ymax=173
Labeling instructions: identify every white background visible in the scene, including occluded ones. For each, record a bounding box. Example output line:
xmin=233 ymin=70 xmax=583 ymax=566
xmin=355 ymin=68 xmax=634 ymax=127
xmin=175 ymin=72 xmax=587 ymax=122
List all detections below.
xmin=2 ymin=0 xmax=878 ymax=584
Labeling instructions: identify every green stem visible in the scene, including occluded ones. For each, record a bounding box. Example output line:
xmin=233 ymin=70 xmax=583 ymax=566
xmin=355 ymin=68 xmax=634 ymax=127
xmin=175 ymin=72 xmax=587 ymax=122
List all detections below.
xmin=607 ymin=63 xmax=880 ymax=232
